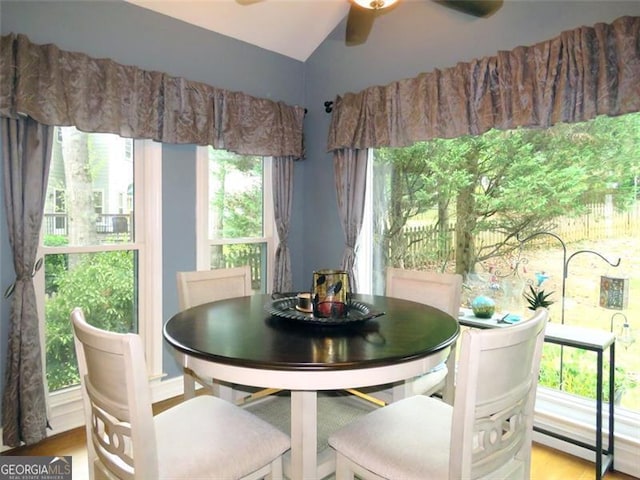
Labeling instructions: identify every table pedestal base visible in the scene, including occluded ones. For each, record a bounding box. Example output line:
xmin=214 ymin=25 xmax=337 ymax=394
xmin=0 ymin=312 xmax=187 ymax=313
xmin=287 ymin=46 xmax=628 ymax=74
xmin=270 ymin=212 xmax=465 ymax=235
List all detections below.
xmin=246 ymin=392 xmax=379 ymax=479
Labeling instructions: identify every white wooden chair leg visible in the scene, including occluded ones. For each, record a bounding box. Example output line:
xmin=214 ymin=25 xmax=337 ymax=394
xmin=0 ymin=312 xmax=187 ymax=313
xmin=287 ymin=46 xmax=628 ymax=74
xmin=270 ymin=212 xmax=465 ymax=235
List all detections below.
xmin=391 ymin=379 xmax=412 ymax=402
xmin=335 ymin=453 xmax=355 ymax=480
xmin=212 ymin=380 xmax=234 ymax=402
xmin=183 ymin=368 xmax=196 ymax=400
xmin=442 ymin=344 xmax=456 ymax=405
xmin=269 ymin=457 xmax=283 ymax=480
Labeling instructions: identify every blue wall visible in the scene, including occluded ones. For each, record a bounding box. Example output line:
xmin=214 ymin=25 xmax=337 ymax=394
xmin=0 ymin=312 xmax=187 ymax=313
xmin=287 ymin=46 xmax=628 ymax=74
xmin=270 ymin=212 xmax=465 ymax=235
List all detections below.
xmin=161 ymin=144 xmax=198 ymax=377
xmin=2 ymin=0 xmax=640 ymax=385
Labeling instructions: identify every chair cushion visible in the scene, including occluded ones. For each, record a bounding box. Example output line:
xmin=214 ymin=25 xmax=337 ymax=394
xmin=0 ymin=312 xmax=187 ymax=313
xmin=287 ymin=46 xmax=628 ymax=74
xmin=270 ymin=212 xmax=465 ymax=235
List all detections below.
xmin=155 ymin=395 xmax=290 ymax=479
xmin=329 ymin=395 xmax=452 ymax=480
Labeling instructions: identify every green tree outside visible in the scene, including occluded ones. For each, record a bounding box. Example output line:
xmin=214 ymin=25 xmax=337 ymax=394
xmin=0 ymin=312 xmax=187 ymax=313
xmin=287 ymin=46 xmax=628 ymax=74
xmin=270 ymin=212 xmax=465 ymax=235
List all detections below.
xmin=373 ymin=113 xmax=640 ymax=276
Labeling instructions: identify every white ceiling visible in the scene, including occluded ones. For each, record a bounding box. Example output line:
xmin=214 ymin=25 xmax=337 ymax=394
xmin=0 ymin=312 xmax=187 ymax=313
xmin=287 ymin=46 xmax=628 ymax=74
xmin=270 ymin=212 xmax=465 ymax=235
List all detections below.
xmin=125 ymin=0 xmax=352 ymax=62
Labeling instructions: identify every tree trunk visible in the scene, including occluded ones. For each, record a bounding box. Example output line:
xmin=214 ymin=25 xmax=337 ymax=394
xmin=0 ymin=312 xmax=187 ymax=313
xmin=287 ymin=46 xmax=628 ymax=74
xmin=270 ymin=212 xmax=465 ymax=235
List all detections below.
xmin=388 ymin=164 xmax=411 ymax=268
xmin=455 ymin=149 xmax=480 ymax=276
xmin=437 ymin=192 xmax=449 ymax=267
xmin=455 ymin=185 xmax=477 ymax=275
xmin=61 ymin=129 xmax=96 ymax=251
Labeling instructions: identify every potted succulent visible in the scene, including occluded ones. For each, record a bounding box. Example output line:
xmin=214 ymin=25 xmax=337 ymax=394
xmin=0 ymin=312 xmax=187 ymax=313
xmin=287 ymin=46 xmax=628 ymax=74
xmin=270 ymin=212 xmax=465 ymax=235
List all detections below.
xmin=523 ymin=285 xmax=554 ymax=310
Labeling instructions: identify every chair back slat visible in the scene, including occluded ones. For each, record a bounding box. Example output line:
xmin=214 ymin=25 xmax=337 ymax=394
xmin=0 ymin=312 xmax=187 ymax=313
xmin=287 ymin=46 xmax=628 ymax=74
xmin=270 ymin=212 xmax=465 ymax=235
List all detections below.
xmin=89 ymin=400 xmax=135 ymax=479
xmin=176 ymin=265 xmax=252 ymax=310
xmin=385 ymin=268 xmax=463 ymax=316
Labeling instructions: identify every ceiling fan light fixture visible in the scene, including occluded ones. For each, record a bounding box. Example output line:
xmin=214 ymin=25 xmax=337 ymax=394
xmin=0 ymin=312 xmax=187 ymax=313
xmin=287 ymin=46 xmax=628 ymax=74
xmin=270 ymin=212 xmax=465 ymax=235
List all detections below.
xmin=352 ymin=0 xmax=398 ymax=10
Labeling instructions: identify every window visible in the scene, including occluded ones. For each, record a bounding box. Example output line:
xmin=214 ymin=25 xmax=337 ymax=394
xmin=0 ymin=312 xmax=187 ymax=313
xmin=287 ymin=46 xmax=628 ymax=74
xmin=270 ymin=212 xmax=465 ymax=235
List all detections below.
xmin=35 ymin=127 xmax=162 ymax=399
xmin=357 ymin=113 xmax=640 ymax=414
xmin=44 ymin=188 xmax=68 ymax=234
xmin=196 ymin=147 xmax=275 ymax=293
xmin=93 ymin=190 xmax=104 ymax=215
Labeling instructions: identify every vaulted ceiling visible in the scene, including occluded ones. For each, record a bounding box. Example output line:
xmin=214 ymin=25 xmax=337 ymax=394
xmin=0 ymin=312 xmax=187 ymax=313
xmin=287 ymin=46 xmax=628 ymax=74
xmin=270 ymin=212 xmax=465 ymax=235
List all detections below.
xmin=124 ymin=0 xmax=351 ymax=62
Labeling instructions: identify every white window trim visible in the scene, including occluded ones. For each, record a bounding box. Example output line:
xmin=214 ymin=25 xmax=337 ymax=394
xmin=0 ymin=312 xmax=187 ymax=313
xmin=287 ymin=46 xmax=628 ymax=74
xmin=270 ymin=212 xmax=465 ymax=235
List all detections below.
xmin=29 ymin=138 xmax=164 ymax=441
xmin=196 ymin=147 xmax=276 ymax=292
xmin=136 ymin=140 xmax=163 ymax=379
xmin=196 ymin=147 xmax=209 ymax=270
xmin=355 ymin=149 xmax=374 ymax=294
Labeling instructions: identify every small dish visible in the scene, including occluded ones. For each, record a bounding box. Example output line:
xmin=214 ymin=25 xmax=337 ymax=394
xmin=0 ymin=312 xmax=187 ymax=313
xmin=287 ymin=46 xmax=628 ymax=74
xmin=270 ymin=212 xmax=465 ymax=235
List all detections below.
xmin=500 ymin=314 xmax=522 ymax=324
xmin=295 ymin=305 xmax=313 ymax=313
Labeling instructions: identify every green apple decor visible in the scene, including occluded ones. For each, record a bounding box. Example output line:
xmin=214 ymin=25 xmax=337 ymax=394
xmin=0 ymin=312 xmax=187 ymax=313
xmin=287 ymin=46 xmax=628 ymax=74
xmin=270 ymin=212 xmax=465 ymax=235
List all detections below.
xmin=471 ymin=295 xmax=496 ymax=318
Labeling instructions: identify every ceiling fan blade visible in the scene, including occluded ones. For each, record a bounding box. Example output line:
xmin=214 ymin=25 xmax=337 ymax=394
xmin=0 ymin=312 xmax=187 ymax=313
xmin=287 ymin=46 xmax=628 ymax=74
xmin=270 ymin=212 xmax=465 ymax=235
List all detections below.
xmin=436 ymin=0 xmax=503 ymax=17
xmin=346 ymin=4 xmax=377 ymax=46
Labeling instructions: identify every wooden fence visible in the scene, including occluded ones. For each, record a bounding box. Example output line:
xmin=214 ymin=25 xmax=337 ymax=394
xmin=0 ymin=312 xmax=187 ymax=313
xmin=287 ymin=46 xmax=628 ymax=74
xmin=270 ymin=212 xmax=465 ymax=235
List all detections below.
xmin=401 ymin=202 xmax=640 ymax=267
xmin=212 ymin=243 xmax=264 ymax=291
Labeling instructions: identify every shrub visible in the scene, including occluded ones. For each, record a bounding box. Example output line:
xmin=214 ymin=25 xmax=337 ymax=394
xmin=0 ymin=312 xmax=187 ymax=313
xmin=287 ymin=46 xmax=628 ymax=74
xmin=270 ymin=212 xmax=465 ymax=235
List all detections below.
xmin=538 ymin=346 xmax=636 ymax=403
xmin=43 ymin=235 xmax=68 ymax=295
xmin=45 ymin=250 xmax=135 ymax=391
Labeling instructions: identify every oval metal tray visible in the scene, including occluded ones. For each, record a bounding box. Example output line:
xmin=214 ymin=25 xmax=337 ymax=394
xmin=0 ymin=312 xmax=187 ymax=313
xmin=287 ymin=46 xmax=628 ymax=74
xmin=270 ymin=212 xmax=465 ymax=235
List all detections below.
xmin=265 ymin=296 xmax=385 ymax=326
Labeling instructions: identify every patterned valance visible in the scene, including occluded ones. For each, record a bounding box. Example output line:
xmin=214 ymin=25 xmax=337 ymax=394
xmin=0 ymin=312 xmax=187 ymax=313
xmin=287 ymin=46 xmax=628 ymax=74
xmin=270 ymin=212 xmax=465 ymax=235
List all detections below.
xmin=327 ymin=15 xmax=640 ymax=151
xmin=0 ymin=34 xmax=305 ymax=158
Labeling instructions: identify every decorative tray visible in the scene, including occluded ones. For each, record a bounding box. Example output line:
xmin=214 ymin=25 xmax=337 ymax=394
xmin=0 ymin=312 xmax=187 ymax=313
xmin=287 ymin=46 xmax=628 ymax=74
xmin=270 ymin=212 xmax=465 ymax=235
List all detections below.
xmin=265 ymin=297 xmax=385 ymax=326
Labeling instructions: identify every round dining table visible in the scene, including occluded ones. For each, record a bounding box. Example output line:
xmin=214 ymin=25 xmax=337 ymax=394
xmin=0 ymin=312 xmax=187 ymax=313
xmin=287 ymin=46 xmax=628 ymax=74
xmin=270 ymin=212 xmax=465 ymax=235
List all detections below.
xmin=163 ymin=293 xmax=459 ymax=480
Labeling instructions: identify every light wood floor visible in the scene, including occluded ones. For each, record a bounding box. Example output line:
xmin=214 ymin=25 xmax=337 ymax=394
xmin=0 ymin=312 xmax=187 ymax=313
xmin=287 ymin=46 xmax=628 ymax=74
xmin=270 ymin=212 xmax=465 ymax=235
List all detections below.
xmin=2 ymin=395 xmax=637 ymax=480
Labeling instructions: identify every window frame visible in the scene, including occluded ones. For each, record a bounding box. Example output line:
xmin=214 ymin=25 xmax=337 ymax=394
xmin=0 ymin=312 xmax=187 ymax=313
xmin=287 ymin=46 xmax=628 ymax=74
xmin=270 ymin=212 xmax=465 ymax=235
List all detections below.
xmin=33 ymin=137 xmax=163 ymax=427
xmin=195 ymin=147 xmax=276 ymax=293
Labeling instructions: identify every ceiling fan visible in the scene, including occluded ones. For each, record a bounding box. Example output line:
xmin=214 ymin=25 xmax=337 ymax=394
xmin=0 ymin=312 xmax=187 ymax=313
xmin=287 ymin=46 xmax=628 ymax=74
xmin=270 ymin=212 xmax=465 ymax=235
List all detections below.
xmin=346 ymin=0 xmax=504 ymax=46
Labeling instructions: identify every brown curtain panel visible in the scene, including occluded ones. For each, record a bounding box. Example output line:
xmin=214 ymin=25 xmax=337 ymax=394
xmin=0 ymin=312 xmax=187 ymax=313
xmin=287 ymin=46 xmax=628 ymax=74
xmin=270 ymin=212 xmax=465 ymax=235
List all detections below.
xmin=0 ymin=34 xmax=305 ymax=158
xmin=272 ymin=156 xmax=295 ymax=293
xmin=1 ymin=116 xmax=53 ymax=447
xmin=327 ymin=15 xmax=640 ymax=150
xmin=334 ymin=149 xmax=369 ymax=293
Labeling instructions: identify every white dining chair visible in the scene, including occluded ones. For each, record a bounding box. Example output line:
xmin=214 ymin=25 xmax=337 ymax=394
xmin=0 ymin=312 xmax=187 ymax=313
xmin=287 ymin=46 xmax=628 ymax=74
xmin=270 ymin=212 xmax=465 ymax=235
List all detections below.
xmin=176 ymin=265 xmax=280 ymax=403
xmin=71 ymin=307 xmax=290 ymax=480
xmin=329 ymin=307 xmax=549 ymax=480
xmin=345 ymin=269 xmax=463 ymax=406
xmin=385 ymin=268 xmax=463 ymax=403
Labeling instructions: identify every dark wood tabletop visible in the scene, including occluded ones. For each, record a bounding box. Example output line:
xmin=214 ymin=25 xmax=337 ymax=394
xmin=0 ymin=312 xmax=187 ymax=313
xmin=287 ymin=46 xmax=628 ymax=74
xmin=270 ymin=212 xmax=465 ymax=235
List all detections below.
xmin=163 ymin=293 xmax=459 ymax=371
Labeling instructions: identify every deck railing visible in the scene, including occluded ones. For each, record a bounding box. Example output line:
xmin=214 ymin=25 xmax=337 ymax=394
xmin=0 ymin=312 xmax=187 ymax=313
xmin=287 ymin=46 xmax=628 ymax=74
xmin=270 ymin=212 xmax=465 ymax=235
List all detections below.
xmin=43 ymin=213 xmax=131 ymax=236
